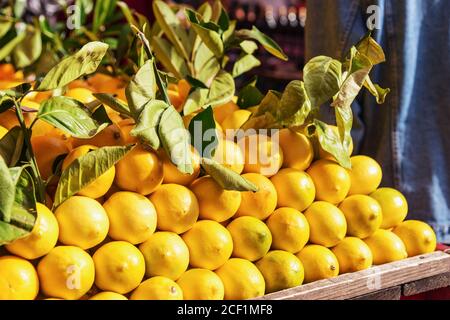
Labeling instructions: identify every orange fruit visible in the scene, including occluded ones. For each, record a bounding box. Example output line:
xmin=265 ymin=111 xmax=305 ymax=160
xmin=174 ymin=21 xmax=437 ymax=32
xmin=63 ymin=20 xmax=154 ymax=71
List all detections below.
xmin=32 ymin=136 xmax=71 ymax=180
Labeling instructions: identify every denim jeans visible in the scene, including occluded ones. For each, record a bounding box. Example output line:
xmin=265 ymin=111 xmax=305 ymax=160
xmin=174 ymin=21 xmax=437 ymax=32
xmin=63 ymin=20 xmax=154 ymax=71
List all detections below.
xmin=305 ymin=0 xmax=450 ymax=243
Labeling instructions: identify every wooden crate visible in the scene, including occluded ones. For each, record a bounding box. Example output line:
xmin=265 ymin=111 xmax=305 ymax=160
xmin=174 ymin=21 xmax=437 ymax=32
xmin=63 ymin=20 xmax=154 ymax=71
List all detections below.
xmin=256 ymin=250 xmax=450 ymax=300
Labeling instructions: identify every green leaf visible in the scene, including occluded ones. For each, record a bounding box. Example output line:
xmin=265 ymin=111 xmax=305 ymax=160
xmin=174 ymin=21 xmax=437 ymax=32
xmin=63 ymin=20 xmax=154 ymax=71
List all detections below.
xmin=201 ymin=157 xmax=258 ymax=191
xmin=54 ymin=145 xmax=133 ymax=207
xmin=237 ymin=26 xmax=288 ymax=61
xmin=237 ymin=81 xmax=264 ymax=109
xmin=37 ymin=41 xmax=109 ymax=91
xmin=217 ymin=8 xmax=230 ymax=31
xmin=183 ymin=88 xmax=208 ymax=115
xmin=364 ymin=77 xmax=390 ymax=104
xmin=13 ymin=0 xmax=27 ymax=18
xmin=93 ymin=93 xmax=132 ymax=117
xmin=241 ymin=91 xmax=281 ymax=130
xmin=0 ymin=95 xmax=15 ymax=113
xmin=12 ymin=24 xmax=42 ymax=68
xmin=158 ymin=105 xmax=193 ymax=174
xmin=303 ymin=56 xmax=342 ymax=108
xmin=186 ymin=75 xmax=208 ymax=89
xmin=0 ymin=83 xmax=32 ymax=99
xmin=92 ymin=105 xmax=113 ymax=125
xmin=356 ymin=33 xmax=386 ymax=65
xmin=0 ymin=157 xmax=14 ymax=222
xmin=309 ymin=120 xmax=351 ymax=168
xmin=334 ymin=104 xmax=353 ymax=157
xmin=194 ymin=43 xmax=220 ymax=84
xmin=0 ymin=32 xmax=26 ymax=61
xmin=0 ymin=126 xmax=24 ymax=167
xmin=188 ymin=106 xmax=218 ymax=158
xmin=151 ymin=36 xmax=189 ymax=79
xmin=125 ymin=59 xmax=156 ymax=116
xmin=131 ymin=100 xmax=168 ymax=150
xmin=153 ymin=0 xmax=191 ymax=61
xmin=37 ymin=96 xmax=109 ymax=139
xmin=232 ymin=54 xmax=261 ymax=78
xmin=198 ymin=2 xmax=213 ymax=21
xmin=240 ymin=40 xmax=258 ymax=54
xmin=93 ymin=0 xmax=118 ymax=32
xmin=277 ymin=80 xmax=312 ymax=127
xmin=0 ymin=16 xmax=13 ymax=38
xmin=204 ymin=71 xmax=235 ymax=108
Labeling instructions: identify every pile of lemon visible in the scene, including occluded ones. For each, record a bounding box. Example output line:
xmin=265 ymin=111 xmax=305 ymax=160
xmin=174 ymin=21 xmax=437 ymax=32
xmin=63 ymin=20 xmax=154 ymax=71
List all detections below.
xmin=0 ymin=72 xmax=438 ymax=300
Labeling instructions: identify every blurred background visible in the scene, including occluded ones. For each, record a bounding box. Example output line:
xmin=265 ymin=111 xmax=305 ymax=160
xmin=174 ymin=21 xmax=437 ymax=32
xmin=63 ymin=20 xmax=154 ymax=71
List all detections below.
xmin=126 ymin=0 xmax=307 ymax=91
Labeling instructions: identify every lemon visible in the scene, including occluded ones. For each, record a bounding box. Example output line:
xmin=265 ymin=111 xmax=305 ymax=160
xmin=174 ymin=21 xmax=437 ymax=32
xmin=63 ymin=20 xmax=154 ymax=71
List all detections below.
xmin=55 ymin=196 xmax=109 ymax=250
xmin=240 ymin=134 xmax=283 ymax=177
xmin=182 ymin=220 xmax=233 ymax=270
xmin=213 ymin=101 xmax=240 ymax=124
xmin=296 ymin=245 xmax=339 ymax=283
xmin=277 ymin=128 xmax=314 ymax=171
xmin=393 ymin=220 xmax=437 ymax=257
xmin=115 ymin=145 xmax=164 ymax=195
xmin=304 ymin=201 xmax=347 ymax=247
xmin=211 ymin=139 xmax=245 ymax=174
xmin=235 ymin=173 xmax=277 ymax=220
xmin=221 ymin=109 xmax=252 ymax=131
xmin=0 ymin=125 xmax=8 ymax=139
xmin=318 ymin=125 xmax=354 ymax=160
xmin=363 ymin=230 xmax=407 ymax=265
xmin=331 ymin=237 xmax=373 ymax=274
xmin=339 ymin=195 xmax=382 ymax=238
xmin=176 ymin=268 xmax=225 ymax=300
xmin=65 ymin=87 xmax=96 ymax=103
xmin=139 ymin=232 xmax=189 ymax=280
xmin=93 ymin=241 xmax=145 ymax=294
xmin=89 ymin=292 xmax=128 ymax=300
xmin=370 ymin=188 xmax=408 ymax=229
xmin=32 ymin=135 xmax=71 ymax=180
xmin=307 ymin=159 xmax=351 ymax=204
xmin=149 ymin=184 xmax=199 ymax=234
xmin=256 ymin=250 xmax=304 ymax=293
xmin=0 ymin=256 xmax=39 ymax=300
xmin=266 ymin=207 xmax=309 ymax=253
xmin=161 ymin=147 xmax=201 ymax=185
xmin=6 ymin=203 xmax=59 ymax=260
xmin=347 ymin=155 xmax=382 ymax=195
xmin=117 ymin=118 xmax=138 ymax=145
xmin=131 ymin=276 xmax=183 ymax=300
xmin=227 ymin=216 xmax=272 ymax=261
xmin=102 ymin=191 xmax=157 ymax=244
xmin=190 ymin=176 xmax=241 ymax=222
xmin=37 ymin=246 xmax=95 ymax=300
xmin=270 ymin=168 xmax=316 ymax=211
xmin=62 ymin=145 xmax=115 ymax=199
xmin=215 ymin=258 xmax=265 ymax=300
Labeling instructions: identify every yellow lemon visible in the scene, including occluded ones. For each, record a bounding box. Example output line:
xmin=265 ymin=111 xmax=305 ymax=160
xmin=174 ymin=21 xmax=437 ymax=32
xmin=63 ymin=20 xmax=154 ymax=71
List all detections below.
xmin=306 ymin=159 xmax=351 ymax=204
xmin=235 ymin=173 xmax=277 ymax=220
xmin=211 ymin=139 xmax=245 ymax=174
xmin=256 ymin=250 xmax=304 ymax=293
xmin=6 ymin=203 xmax=59 ymax=260
xmin=62 ymin=145 xmax=115 ymax=199
xmin=363 ymin=229 xmax=407 ymax=265
xmin=227 ymin=216 xmax=272 ymax=261
xmin=215 ymin=258 xmax=265 ymax=300
xmin=393 ymin=220 xmax=437 ymax=257
xmin=331 ymin=237 xmax=373 ymax=274
xmin=176 ymin=268 xmax=225 ymax=300
xmin=0 ymin=256 xmax=39 ymax=300
xmin=0 ymin=64 xmax=16 ymax=80
xmin=93 ymin=241 xmax=145 ymax=294
xmin=182 ymin=220 xmax=233 ymax=270
xmin=103 ymin=191 xmax=157 ymax=244
xmin=240 ymin=134 xmax=283 ymax=177
xmin=277 ymin=128 xmax=314 ymax=171
xmin=347 ymin=155 xmax=382 ymax=195
xmin=87 ymin=73 xmax=125 ymax=93
xmin=130 ymin=276 xmax=183 ymax=300
xmin=161 ymin=147 xmax=201 ymax=185
xmin=296 ymin=245 xmax=339 ymax=283
xmin=89 ymin=292 xmax=128 ymax=300
xmin=190 ymin=176 xmax=241 ymax=222
xmin=117 ymin=118 xmax=138 ymax=145
xmin=71 ymin=124 xmax=124 ymax=148
xmin=37 ymin=246 xmax=95 ymax=300
xmin=213 ymin=101 xmax=240 ymax=124
xmin=65 ymin=88 xmax=96 ymax=104
xmin=339 ymin=195 xmax=382 ymax=239
xmin=221 ymin=109 xmax=252 ymax=131
xmin=0 ymin=125 xmax=8 ymax=139
xmin=149 ymin=184 xmax=199 ymax=234
xmin=139 ymin=232 xmax=189 ymax=280
xmin=318 ymin=125 xmax=354 ymax=160
xmin=115 ymin=145 xmax=164 ymax=195
xmin=266 ymin=207 xmax=309 ymax=253
xmin=270 ymin=168 xmax=316 ymax=211
xmin=55 ymin=196 xmax=109 ymax=250
xmin=32 ymin=135 xmax=71 ymax=180
xmin=370 ymin=188 xmax=408 ymax=229
xmin=304 ymin=201 xmax=347 ymax=247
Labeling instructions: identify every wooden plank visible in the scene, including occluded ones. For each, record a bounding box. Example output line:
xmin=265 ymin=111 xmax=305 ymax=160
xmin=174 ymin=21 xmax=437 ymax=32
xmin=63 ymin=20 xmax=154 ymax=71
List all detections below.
xmin=351 ymin=286 xmax=401 ymax=300
xmin=255 ymin=251 xmax=450 ymax=300
xmin=402 ymin=272 xmax=450 ymax=296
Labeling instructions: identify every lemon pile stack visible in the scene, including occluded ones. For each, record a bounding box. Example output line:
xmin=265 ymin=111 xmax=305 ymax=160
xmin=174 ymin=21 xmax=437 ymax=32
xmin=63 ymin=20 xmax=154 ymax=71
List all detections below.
xmin=0 ymin=79 xmax=438 ymax=300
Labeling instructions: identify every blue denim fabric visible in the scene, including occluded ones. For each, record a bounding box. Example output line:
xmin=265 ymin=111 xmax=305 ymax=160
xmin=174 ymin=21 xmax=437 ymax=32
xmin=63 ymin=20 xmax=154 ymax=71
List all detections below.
xmin=305 ymin=0 xmax=450 ymax=242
